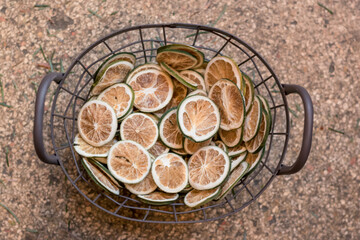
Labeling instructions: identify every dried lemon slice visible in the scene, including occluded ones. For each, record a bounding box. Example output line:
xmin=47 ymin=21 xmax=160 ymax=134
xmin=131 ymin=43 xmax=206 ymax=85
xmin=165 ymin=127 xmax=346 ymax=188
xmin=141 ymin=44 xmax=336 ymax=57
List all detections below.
xmin=177 ymin=95 xmax=220 ymax=142
xmin=138 ymin=192 xmax=179 ymax=205
xmin=107 ymin=140 xmax=151 ymax=184
xmin=188 ymin=146 xmax=230 ymax=190
xmin=127 ymin=69 xmax=174 ymax=112
xmin=219 ymin=127 xmax=243 ymax=147
xmin=124 ymin=173 xmax=157 ymax=195
xmin=74 ymin=134 xmax=116 ymax=157
xmin=243 ymin=96 xmax=263 ymax=142
xmin=209 ymin=78 xmax=246 ymax=130
xmin=120 ymin=113 xmax=158 ymax=149
xmin=77 ymin=100 xmax=117 ymax=147
xmin=184 ymin=187 xmax=221 ymax=208
xmin=156 ymin=49 xmax=198 ymax=70
xmin=97 ymin=83 xmax=134 ymax=119
xmin=183 ymin=138 xmax=212 ymax=155
xmin=204 ymin=56 xmax=243 ymax=92
xmin=158 ymin=108 xmax=184 ymax=149
xmin=152 ymin=153 xmax=188 ymax=193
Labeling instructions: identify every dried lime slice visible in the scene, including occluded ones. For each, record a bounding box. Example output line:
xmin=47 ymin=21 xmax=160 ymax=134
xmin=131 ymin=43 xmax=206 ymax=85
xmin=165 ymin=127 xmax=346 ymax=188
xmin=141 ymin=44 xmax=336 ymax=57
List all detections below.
xmin=230 ymin=151 xmax=248 ymax=172
xmin=184 ymin=187 xmax=221 ymax=208
xmin=148 ymin=140 xmax=170 ymax=158
xmin=242 ymin=73 xmax=255 ymax=113
xmin=245 ymin=147 xmax=265 ymax=175
xmin=158 ymin=108 xmax=184 ymax=149
xmin=160 ymin=62 xmax=197 ymax=90
xmin=187 ymin=89 xmax=207 ymax=97
xmin=157 ymin=49 xmax=198 ymax=70
xmin=74 ymin=134 xmax=116 ymax=157
xmin=180 ymin=70 xmax=206 ymax=91
xmin=171 ymin=148 xmax=188 ymax=156
xmin=243 ymin=96 xmax=263 ymax=142
xmin=219 ymin=127 xmax=243 ymax=147
xmin=245 ymin=112 xmax=270 ymax=153
xmin=124 ymin=173 xmax=157 ymax=195
xmin=138 ymin=192 xmax=179 ymax=205
xmin=228 ymin=142 xmax=247 ymax=157
xmin=183 ymin=138 xmax=212 ymax=155
xmin=126 ymin=63 xmax=162 ymax=84
xmin=210 ymin=140 xmax=228 ymax=153
xmin=159 ymin=44 xmax=204 ymax=68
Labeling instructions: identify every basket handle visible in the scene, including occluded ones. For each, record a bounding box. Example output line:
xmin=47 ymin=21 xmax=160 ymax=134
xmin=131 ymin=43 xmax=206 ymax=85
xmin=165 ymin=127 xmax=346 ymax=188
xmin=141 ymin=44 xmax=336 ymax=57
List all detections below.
xmin=277 ymin=84 xmax=313 ymax=175
xmin=33 ymin=72 xmax=63 ymax=165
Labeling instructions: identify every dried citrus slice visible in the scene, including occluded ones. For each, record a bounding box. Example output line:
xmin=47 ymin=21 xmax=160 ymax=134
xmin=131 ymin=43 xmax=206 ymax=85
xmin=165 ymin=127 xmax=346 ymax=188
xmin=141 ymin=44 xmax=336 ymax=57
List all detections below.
xmin=158 ymin=108 xmax=184 ymax=149
xmin=159 ymin=44 xmax=204 ymax=68
xmin=152 ymin=153 xmax=188 ymax=193
xmin=230 ymin=151 xmax=248 ymax=172
xmin=219 ymin=127 xmax=243 ymax=147
xmin=77 ymin=100 xmax=117 ymax=147
xmin=82 ymin=158 xmax=121 ymax=195
xmin=258 ymin=95 xmax=272 ymax=131
xmin=184 ymin=187 xmax=221 ymax=208
xmin=243 ymin=96 xmax=263 ymax=142
xmin=148 ymin=140 xmax=169 ymax=158
xmin=171 ymin=148 xmax=188 ymax=156
xmin=120 ymin=113 xmax=158 ymax=149
xmin=242 ymin=73 xmax=255 ymax=113
xmin=209 ymin=78 xmax=246 ymax=130
xmin=138 ymin=192 xmax=179 ymax=205
xmin=127 ymin=69 xmax=174 ymax=112
xmin=188 ymin=146 xmax=230 ymax=190
xmin=187 ymin=89 xmax=207 ymax=97
xmin=97 ymin=83 xmax=134 ymax=119
xmin=94 ymin=52 xmax=136 ymax=81
xmin=91 ymin=157 xmax=107 ymax=164
xmin=156 ymin=49 xmax=198 ymax=70
xmin=74 ymin=134 xmax=116 ymax=157
xmin=180 ymin=70 xmax=206 ymax=91
xmin=160 ymin=62 xmax=197 ymax=89
xmin=124 ymin=173 xmax=157 ymax=195
xmin=216 ymin=161 xmax=249 ymax=200
xmin=107 ymin=140 xmax=151 ymax=184
xmin=228 ymin=142 xmax=247 ymax=157
xmin=245 ymin=111 xmax=270 ymax=153
xmin=194 ymin=68 xmax=205 ymax=75
xmin=204 ymin=56 xmax=243 ymax=92
xmin=177 ymin=95 xmax=220 ymax=142
xmin=245 ymin=147 xmax=265 ymax=175
xmin=91 ymin=61 xmax=134 ymax=96
xmin=183 ymin=138 xmax=212 ymax=155
xmin=210 ymin=140 xmax=228 ymax=153
xmin=180 ymin=184 xmax=193 ymax=193
xmin=125 ymin=63 xmax=162 ymax=84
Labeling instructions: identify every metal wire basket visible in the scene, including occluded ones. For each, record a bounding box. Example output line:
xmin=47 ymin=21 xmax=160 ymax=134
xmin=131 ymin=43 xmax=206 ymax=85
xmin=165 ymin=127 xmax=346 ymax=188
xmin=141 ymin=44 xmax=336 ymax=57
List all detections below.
xmin=33 ymin=23 xmax=313 ymax=223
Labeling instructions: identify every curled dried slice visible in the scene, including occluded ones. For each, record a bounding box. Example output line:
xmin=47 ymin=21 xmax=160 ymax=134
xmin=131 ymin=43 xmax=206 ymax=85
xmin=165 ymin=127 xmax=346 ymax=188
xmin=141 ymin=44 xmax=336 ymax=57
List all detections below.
xmin=138 ymin=192 xmax=179 ymax=205
xmin=158 ymin=44 xmax=204 ymax=68
xmin=184 ymin=187 xmax=221 ymax=208
xmin=230 ymin=152 xmax=248 ymax=172
xmin=243 ymin=96 xmax=263 ymax=142
xmin=242 ymin=73 xmax=255 ymax=113
xmin=156 ymin=49 xmax=198 ymax=70
xmin=125 ymin=173 xmax=157 ymax=195
xmin=245 ymin=111 xmax=270 ymax=153
xmin=160 ymin=62 xmax=197 ymax=89
xmin=228 ymin=142 xmax=247 ymax=157
xmin=245 ymin=147 xmax=265 ymax=175
xmin=74 ymin=134 xmax=116 ymax=157
xmin=180 ymin=70 xmax=206 ymax=91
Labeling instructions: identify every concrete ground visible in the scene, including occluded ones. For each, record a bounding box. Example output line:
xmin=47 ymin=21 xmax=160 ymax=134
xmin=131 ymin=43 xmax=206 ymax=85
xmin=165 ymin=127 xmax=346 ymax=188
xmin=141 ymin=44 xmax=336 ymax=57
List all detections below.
xmin=0 ymin=0 xmax=359 ymax=239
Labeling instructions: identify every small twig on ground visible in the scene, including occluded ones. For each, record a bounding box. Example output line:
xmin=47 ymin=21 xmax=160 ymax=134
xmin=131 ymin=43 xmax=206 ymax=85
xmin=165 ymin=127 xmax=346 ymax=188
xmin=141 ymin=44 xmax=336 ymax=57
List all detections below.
xmin=0 ymin=103 xmax=12 ymax=108
xmin=0 ymin=202 xmax=20 ymax=224
xmin=289 ymin=107 xmax=298 ymax=118
xmin=34 ymin=4 xmax=50 ymax=9
xmin=88 ymin=9 xmax=102 ymax=19
xmin=328 ymin=127 xmax=345 ymax=135
xmin=110 ymin=11 xmax=118 ymax=16
xmin=0 ymin=77 xmax=4 ymax=102
xmin=5 ymin=146 xmax=10 ymax=166
xmin=317 ymin=2 xmax=333 ymax=15
xmin=26 ymin=228 xmax=38 ymax=233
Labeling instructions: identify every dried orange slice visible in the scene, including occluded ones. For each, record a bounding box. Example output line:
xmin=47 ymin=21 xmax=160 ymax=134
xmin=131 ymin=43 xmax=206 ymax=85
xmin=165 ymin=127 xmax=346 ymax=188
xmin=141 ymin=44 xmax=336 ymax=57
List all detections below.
xmin=97 ymin=83 xmax=134 ymax=119
xmin=204 ymin=56 xmax=243 ymax=92
xmin=127 ymin=69 xmax=174 ymax=112
xmin=148 ymin=140 xmax=170 ymax=158
xmin=77 ymin=100 xmax=117 ymax=147
xmin=158 ymin=108 xmax=184 ymax=149
xmin=180 ymin=70 xmax=206 ymax=91
xmin=120 ymin=113 xmax=158 ymax=149
xmin=74 ymin=134 xmax=116 ymax=157
xmin=177 ymin=95 xmax=220 ymax=142
xmin=209 ymin=78 xmax=245 ymax=130
xmin=243 ymin=96 xmax=263 ymax=142
xmin=107 ymin=140 xmax=151 ymax=184
xmin=188 ymin=146 xmax=230 ymax=190
xmin=156 ymin=49 xmax=198 ymax=70
xmin=151 ymin=153 xmax=188 ymax=193
xmin=124 ymin=173 xmax=157 ymax=195
xmin=137 ymin=192 xmax=179 ymax=205
xmin=183 ymin=138 xmax=212 ymax=155
xmin=184 ymin=187 xmax=221 ymax=208
xmin=219 ymin=127 xmax=243 ymax=147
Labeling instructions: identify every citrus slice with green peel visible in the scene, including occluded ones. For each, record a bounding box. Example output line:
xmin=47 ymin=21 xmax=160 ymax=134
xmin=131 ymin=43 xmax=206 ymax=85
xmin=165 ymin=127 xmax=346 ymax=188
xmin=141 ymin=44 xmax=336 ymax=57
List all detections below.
xmin=107 ymin=140 xmax=151 ymax=184
xmin=82 ymin=158 xmax=121 ymax=195
xmin=148 ymin=140 xmax=170 ymax=158
xmin=118 ymin=108 xmax=133 ymax=122
xmin=187 ymin=89 xmax=207 ymax=97
xmin=125 ymin=63 xmax=162 ymax=84
xmin=204 ymin=56 xmax=243 ymax=92
xmin=127 ymin=69 xmax=174 ymax=112
xmin=208 ymin=78 xmax=246 ymax=131
xmin=215 ymin=161 xmax=249 ymax=200
xmin=120 ymin=113 xmax=158 ymax=149
xmin=242 ymin=73 xmax=255 ymax=113
xmin=180 ymin=70 xmax=206 ymax=91
xmin=152 ymin=153 xmax=188 ymax=193
xmin=77 ymin=100 xmax=117 ymax=147
xmin=184 ymin=187 xmax=221 ymax=208
xmin=156 ymin=49 xmax=198 ymax=70
xmin=142 ymin=113 xmax=160 ymax=124
xmin=183 ymin=138 xmax=212 ymax=155
xmin=171 ymin=148 xmax=188 ymax=156
xmin=228 ymin=142 xmax=247 ymax=157
xmin=243 ymin=96 xmax=263 ymax=142
xmin=91 ymin=61 xmax=134 ymax=96
xmin=193 ymin=68 xmax=205 ymax=75
xmin=95 ymin=52 xmax=136 ymax=81
xmin=160 ymin=62 xmax=197 ymax=90
xmin=124 ymin=173 xmax=157 ymax=195
xmin=230 ymin=151 xmax=248 ymax=172
xmin=245 ymin=112 xmax=270 ymax=153
xmin=137 ymin=192 xmax=179 ymax=205
xmin=210 ymin=140 xmax=228 ymax=153
xmin=180 ymin=184 xmax=193 ymax=193
xmin=219 ymin=127 xmax=243 ymax=147
xmin=258 ymin=95 xmax=272 ymax=131
xmin=245 ymin=147 xmax=265 ymax=175
xmin=158 ymin=44 xmax=205 ymax=69
xmin=158 ymin=108 xmax=184 ymax=149
xmin=97 ymin=83 xmax=134 ymax=119
xmin=177 ymin=95 xmax=220 ymax=142
xmin=74 ymin=134 xmax=116 ymax=157
xmin=188 ymin=146 xmax=230 ymax=190
xmin=91 ymin=157 xmax=107 ymax=164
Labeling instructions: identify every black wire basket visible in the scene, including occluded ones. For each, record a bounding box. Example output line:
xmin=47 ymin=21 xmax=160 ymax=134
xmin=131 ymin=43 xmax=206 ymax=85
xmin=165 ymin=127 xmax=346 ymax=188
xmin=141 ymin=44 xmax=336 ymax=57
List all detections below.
xmin=33 ymin=23 xmax=313 ymax=223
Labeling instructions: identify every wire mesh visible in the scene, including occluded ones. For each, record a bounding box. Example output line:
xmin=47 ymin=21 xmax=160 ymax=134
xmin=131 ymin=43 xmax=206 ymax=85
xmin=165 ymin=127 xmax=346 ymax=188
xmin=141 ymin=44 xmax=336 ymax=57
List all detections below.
xmin=49 ymin=23 xmax=290 ymax=223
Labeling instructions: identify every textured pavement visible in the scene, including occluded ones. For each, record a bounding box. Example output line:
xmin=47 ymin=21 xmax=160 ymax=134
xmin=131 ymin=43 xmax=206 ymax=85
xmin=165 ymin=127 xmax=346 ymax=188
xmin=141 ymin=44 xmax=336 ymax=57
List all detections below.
xmin=0 ymin=0 xmax=359 ymax=239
